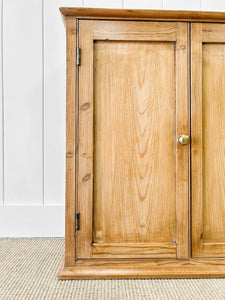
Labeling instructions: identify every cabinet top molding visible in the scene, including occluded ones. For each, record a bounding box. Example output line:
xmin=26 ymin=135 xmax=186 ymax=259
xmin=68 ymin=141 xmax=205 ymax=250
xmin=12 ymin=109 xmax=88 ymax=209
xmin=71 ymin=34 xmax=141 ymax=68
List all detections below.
xmin=60 ymin=7 xmax=225 ymax=23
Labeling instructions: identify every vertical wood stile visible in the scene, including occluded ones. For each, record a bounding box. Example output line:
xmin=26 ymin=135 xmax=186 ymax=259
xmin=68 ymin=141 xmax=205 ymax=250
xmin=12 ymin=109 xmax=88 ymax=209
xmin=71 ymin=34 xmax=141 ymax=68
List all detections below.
xmin=191 ymin=23 xmax=203 ymax=258
xmin=65 ymin=17 xmax=77 ymax=267
xmin=77 ymin=20 xmax=94 ymax=258
xmin=176 ymin=22 xmax=189 ymax=259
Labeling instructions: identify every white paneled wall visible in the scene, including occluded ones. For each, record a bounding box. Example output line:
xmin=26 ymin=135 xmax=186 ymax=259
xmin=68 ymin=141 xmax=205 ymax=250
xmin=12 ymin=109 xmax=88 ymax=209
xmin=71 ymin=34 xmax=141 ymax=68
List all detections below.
xmin=4 ymin=0 xmax=43 ymax=205
xmin=202 ymin=0 xmax=225 ymax=11
xmin=163 ymin=0 xmax=200 ymax=10
xmin=84 ymin=0 xmax=122 ymax=8
xmin=43 ymin=0 xmax=82 ymax=207
xmin=0 ymin=0 xmax=224 ymax=236
xmin=124 ymin=0 xmax=162 ymax=9
xmin=0 ymin=0 xmax=2 ymax=206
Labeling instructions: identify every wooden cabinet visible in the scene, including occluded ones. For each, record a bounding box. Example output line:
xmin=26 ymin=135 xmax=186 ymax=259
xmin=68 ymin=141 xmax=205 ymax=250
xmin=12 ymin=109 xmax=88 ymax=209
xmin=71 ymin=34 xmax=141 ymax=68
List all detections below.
xmin=58 ymin=8 xmax=225 ymax=279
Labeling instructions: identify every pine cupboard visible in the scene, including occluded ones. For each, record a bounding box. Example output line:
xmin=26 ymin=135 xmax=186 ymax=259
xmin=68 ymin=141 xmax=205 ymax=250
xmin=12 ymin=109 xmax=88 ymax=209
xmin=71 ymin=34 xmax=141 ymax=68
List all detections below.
xmin=58 ymin=8 xmax=225 ymax=279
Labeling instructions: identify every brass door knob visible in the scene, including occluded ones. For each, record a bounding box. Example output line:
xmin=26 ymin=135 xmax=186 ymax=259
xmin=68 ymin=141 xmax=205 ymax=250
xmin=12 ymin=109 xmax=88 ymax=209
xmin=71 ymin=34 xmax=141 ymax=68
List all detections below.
xmin=177 ymin=134 xmax=190 ymax=146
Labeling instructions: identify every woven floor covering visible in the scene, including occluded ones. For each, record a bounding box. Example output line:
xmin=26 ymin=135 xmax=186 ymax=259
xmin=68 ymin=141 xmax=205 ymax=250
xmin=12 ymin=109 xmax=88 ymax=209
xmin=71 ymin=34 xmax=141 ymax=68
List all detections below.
xmin=1 ymin=239 xmax=225 ymax=300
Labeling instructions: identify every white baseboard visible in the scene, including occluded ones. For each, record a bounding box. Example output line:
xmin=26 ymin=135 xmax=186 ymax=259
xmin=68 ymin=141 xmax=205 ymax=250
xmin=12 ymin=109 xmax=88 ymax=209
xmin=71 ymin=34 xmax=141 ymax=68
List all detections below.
xmin=0 ymin=205 xmax=65 ymax=237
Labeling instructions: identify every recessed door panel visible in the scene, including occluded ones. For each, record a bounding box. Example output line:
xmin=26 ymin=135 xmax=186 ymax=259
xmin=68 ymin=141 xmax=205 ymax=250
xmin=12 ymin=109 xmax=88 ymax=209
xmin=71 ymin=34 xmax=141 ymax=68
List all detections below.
xmin=94 ymin=41 xmax=176 ymax=245
xmin=203 ymin=44 xmax=225 ymax=245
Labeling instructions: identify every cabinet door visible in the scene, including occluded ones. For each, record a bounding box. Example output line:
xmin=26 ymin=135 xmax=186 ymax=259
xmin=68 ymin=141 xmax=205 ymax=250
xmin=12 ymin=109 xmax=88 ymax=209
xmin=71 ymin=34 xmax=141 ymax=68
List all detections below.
xmin=192 ymin=23 xmax=225 ymax=258
xmin=77 ymin=20 xmax=189 ymax=259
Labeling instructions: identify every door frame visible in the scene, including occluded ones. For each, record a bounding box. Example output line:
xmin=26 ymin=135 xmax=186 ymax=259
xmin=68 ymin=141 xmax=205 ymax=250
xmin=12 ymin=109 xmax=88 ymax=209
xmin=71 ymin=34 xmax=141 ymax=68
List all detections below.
xmin=76 ymin=19 xmax=190 ymax=260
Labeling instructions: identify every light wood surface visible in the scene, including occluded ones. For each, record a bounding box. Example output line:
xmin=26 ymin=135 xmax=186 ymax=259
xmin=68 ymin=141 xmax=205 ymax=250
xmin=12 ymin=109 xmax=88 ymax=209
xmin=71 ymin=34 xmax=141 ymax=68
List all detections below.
xmin=192 ymin=23 xmax=225 ymax=258
xmin=92 ymin=243 xmax=176 ymax=258
xmin=64 ymin=17 xmax=77 ymax=267
xmin=203 ymin=244 xmax=225 ymax=258
xmin=191 ymin=23 xmax=203 ymax=258
xmin=60 ymin=7 xmax=225 ymax=22
xmin=60 ymin=9 xmax=225 ymax=279
xmin=74 ymin=258 xmax=225 ymax=267
xmin=93 ymin=40 xmax=176 ymax=245
xmin=77 ymin=20 xmax=94 ymax=259
xmin=202 ymin=44 xmax=225 ymax=246
xmin=175 ymin=22 xmax=190 ymax=259
xmin=93 ymin=21 xmax=176 ymax=41
xmin=202 ymin=24 xmax=225 ymax=42
xmin=58 ymin=259 xmax=225 ymax=279
xmin=77 ymin=20 xmax=189 ymax=260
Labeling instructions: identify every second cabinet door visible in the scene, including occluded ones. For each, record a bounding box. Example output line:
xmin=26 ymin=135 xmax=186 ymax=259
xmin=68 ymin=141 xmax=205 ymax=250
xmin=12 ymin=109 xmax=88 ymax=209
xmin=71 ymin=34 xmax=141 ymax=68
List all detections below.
xmin=76 ymin=20 xmax=189 ymax=260
xmin=192 ymin=23 xmax=225 ymax=258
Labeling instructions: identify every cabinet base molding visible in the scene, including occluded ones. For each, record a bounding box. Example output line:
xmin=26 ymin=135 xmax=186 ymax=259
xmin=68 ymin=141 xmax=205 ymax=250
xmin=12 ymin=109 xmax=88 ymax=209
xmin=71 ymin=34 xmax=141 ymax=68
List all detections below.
xmin=58 ymin=259 xmax=225 ymax=279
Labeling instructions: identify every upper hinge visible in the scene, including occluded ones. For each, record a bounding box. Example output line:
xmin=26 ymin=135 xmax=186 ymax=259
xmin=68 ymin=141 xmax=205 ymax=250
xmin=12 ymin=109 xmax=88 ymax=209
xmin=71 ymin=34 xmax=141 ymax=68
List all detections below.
xmin=76 ymin=47 xmax=81 ymax=66
xmin=75 ymin=212 xmax=80 ymax=231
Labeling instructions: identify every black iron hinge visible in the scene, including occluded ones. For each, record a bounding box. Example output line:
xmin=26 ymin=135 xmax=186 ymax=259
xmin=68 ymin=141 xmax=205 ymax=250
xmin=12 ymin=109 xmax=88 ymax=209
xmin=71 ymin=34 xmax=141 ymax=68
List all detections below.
xmin=75 ymin=212 xmax=80 ymax=231
xmin=76 ymin=47 xmax=81 ymax=66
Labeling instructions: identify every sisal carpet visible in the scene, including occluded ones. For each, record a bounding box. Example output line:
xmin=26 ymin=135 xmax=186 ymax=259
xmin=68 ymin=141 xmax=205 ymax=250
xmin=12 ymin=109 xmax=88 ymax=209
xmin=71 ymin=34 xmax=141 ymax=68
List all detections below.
xmin=0 ymin=239 xmax=225 ymax=299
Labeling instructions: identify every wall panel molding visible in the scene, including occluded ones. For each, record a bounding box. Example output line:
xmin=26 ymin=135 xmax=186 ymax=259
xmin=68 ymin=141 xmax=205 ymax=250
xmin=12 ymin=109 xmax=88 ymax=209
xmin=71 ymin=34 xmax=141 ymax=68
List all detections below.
xmin=3 ymin=0 xmax=43 ymax=205
xmin=0 ymin=205 xmax=65 ymax=237
xmin=0 ymin=0 xmax=3 ymax=206
xmin=202 ymin=0 xmax=225 ymax=12
xmin=84 ymin=0 xmax=122 ymax=8
xmin=43 ymin=0 xmax=82 ymax=205
xmin=124 ymin=0 xmax=162 ymax=9
xmin=163 ymin=0 xmax=201 ymax=10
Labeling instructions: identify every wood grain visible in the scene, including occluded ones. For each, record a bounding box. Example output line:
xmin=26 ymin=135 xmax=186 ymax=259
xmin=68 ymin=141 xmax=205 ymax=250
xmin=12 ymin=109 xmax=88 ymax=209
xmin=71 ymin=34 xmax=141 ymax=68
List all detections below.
xmin=175 ymin=22 xmax=189 ymax=259
xmin=76 ymin=20 xmax=190 ymax=261
xmin=191 ymin=23 xmax=203 ymax=258
xmin=60 ymin=7 xmax=225 ymax=23
xmin=202 ymin=24 xmax=225 ymax=42
xmin=76 ymin=258 xmax=225 ymax=268
xmin=58 ymin=258 xmax=225 ymax=279
xmin=75 ymin=258 xmax=225 ymax=267
xmin=93 ymin=21 xmax=176 ymax=41
xmin=192 ymin=23 xmax=225 ymax=258
xmin=92 ymin=243 xmax=176 ymax=259
xmin=77 ymin=20 xmax=94 ymax=259
xmin=203 ymin=244 xmax=225 ymax=258
xmin=64 ymin=17 xmax=77 ymax=267
xmin=202 ymin=43 xmax=225 ymax=246
xmin=60 ymin=9 xmax=225 ymax=278
xmin=93 ymin=41 xmax=176 ymax=247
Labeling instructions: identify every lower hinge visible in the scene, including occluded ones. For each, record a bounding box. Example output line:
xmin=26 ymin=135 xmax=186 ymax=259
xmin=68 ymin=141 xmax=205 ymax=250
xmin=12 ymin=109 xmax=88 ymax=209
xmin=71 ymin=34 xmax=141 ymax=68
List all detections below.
xmin=75 ymin=212 xmax=80 ymax=231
